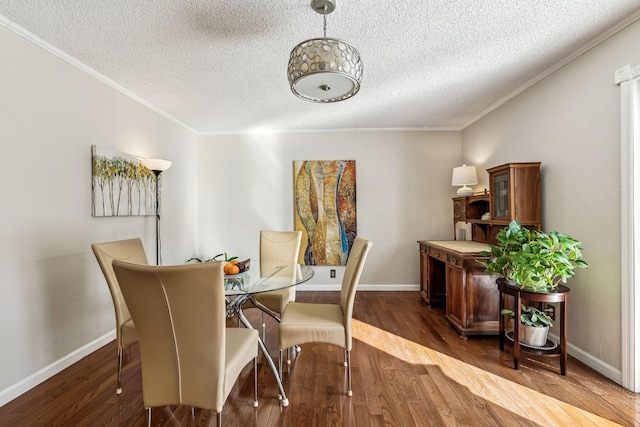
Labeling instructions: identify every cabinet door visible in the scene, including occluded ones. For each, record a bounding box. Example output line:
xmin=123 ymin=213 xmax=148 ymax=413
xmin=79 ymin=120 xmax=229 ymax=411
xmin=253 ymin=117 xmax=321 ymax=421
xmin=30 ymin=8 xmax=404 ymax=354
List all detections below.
xmin=445 ymin=263 xmax=465 ymax=329
xmin=491 ymin=170 xmax=510 ymax=220
xmin=470 ymin=270 xmax=500 ymax=324
xmin=419 ymin=249 xmax=429 ymax=302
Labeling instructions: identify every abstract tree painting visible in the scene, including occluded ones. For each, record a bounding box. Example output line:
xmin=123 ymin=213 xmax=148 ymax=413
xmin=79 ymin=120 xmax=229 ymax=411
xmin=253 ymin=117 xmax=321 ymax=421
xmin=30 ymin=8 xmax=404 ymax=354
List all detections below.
xmin=294 ymin=160 xmax=357 ymax=266
xmin=91 ymin=145 xmax=157 ymax=217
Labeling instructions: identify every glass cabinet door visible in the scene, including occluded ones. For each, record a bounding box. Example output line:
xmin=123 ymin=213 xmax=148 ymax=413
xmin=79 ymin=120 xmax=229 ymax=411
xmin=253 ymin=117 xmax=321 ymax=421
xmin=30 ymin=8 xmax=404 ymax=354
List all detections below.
xmin=493 ymin=172 xmax=509 ymax=219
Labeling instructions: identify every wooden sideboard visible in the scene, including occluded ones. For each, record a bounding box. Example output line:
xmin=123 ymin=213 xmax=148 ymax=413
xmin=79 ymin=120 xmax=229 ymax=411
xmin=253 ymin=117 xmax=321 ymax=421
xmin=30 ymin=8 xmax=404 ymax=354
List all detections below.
xmin=418 ymin=240 xmax=499 ymax=336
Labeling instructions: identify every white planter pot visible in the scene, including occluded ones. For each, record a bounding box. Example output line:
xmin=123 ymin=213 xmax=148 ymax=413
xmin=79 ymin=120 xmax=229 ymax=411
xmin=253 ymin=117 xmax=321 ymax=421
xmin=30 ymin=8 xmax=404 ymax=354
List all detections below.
xmin=520 ymin=325 xmax=549 ymax=347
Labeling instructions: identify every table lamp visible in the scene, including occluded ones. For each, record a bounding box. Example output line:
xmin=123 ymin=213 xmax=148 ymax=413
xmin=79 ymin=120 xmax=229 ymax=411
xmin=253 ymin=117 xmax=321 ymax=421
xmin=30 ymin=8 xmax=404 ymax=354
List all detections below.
xmin=451 ymin=164 xmax=477 ymax=197
xmin=142 ymin=158 xmax=172 ymax=265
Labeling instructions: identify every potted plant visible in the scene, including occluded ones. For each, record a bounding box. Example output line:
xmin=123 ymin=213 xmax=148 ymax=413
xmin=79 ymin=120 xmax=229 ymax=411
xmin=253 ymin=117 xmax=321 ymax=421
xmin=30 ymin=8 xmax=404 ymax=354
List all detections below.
xmin=482 ymin=220 xmax=588 ymax=292
xmin=502 ymin=304 xmax=553 ymax=346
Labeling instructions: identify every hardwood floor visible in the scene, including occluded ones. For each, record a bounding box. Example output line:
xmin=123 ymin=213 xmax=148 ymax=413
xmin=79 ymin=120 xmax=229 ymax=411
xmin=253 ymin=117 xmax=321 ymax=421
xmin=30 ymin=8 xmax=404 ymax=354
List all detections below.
xmin=1 ymin=291 xmax=639 ymax=426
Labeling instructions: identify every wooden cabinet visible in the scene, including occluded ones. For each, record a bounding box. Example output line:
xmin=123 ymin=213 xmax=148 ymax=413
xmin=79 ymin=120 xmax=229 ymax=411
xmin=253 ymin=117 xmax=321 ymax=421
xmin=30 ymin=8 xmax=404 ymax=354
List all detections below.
xmin=418 ymin=240 xmax=499 ymax=336
xmin=488 ymin=162 xmax=541 ymax=224
xmin=453 ymin=162 xmax=541 ymax=244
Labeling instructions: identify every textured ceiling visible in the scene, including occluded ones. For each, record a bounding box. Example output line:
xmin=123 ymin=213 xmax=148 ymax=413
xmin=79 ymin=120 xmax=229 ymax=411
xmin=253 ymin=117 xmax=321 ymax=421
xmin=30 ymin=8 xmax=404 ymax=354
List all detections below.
xmin=2 ymin=1 xmax=640 ymax=134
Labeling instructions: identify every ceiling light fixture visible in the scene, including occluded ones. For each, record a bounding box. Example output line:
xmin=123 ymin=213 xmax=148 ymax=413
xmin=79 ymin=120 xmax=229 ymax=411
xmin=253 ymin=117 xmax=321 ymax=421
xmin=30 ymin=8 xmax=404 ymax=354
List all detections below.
xmin=287 ymin=0 xmax=363 ymax=103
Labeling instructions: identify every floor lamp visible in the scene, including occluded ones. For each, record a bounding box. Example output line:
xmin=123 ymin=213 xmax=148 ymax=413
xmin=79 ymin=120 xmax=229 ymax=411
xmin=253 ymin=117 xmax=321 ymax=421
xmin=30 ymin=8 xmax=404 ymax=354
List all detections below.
xmin=142 ymin=158 xmax=172 ymax=265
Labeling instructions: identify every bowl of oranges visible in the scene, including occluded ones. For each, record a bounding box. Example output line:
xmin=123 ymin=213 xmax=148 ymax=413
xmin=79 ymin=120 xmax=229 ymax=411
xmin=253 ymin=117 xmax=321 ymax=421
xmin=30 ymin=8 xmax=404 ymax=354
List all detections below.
xmin=223 ymin=258 xmax=250 ymax=277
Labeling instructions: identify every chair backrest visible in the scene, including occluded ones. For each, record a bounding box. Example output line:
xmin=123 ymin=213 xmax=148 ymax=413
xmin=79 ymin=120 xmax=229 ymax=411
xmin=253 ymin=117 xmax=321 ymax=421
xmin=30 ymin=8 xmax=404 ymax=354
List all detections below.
xmin=260 ymin=230 xmax=302 ymax=263
xmin=340 ymin=237 xmax=373 ymax=349
xmin=112 ymin=260 xmax=227 ymax=411
xmin=91 ymin=238 xmax=148 ymax=345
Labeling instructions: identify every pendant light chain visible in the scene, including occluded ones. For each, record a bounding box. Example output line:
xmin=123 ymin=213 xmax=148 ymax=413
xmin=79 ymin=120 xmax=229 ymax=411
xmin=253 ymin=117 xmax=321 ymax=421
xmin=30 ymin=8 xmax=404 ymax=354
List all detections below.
xmin=323 ymin=7 xmax=328 ymax=38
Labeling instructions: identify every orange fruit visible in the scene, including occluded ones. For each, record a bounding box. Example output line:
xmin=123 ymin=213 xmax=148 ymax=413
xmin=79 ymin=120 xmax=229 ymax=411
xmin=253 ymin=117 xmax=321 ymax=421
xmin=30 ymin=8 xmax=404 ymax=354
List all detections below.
xmin=223 ymin=263 xmax=232 ymax=274
xmin=227 ymin=265 xmax=240 ymax=275
xmin=231 ymin=259 xmax=239 ymax=264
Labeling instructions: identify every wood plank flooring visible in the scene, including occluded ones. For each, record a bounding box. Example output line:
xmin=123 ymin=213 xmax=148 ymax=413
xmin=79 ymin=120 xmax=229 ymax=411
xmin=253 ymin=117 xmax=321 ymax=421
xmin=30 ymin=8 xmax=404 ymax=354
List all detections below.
xmin=1 ymin=291 xmax=639 ymax=426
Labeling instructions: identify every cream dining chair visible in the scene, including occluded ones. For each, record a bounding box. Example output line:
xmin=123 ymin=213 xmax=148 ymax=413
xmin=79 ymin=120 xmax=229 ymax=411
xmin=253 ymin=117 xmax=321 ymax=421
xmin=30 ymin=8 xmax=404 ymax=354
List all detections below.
xmin=278 ymin=236 xmax=372 ymax=396
xmin=243 ymin=230 xmax=302 ymax=339
xmin=91 ymin=238 xmax=148 ymax=395
xmin=112 ymin=260 xmax=259 ymax=427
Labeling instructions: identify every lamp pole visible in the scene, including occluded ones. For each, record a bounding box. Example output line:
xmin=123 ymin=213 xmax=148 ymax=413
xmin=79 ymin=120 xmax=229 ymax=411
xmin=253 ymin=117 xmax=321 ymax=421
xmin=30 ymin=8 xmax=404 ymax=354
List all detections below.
xmin=152 ymin=169 xmax=162 ymax=265
xmin=142 ymin=158 xmax=172 ymax=266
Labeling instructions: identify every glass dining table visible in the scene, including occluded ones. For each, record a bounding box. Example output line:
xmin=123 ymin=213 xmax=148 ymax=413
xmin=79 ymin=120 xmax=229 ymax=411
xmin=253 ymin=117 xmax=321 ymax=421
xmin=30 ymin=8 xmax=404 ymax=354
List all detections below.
xmin=224 ymin=260 xmax=314 ymax=407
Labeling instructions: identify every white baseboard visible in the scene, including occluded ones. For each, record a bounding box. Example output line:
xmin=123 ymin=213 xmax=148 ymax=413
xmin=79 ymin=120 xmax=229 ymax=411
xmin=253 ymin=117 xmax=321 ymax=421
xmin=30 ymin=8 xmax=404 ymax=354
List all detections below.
xmin=0 ymin=331 xmax=115 ymax=408
xmin=547 ymin=332 xmax=622 ymax=385
xmin=297 ymin=283 xmax=421 ymax=291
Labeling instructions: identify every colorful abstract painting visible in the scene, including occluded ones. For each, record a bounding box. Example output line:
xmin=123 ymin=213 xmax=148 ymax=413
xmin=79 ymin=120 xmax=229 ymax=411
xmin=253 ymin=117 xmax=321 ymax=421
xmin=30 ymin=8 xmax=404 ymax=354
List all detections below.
xmin=294 ymin=160 xmax=357 ymax=266
xmin=91 ymin=145 xmax=157 ymax=217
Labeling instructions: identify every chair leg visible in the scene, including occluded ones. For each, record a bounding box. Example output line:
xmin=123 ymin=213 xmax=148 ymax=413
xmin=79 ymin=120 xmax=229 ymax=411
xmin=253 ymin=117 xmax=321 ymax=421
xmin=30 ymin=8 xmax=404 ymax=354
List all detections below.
xmin=217 ymin=411 xmax=222 ymax=427
xmin=146 ymin=408 xmax=152 ymax=427
xmin=288 ymin=345 xmax=300 ymax=363
xmin=116 ymin=348 xmax=123 ymax=394
xmin=261 ymin=311 xmax=266 ymax=341
xmin=279 ymin=349 xmax=283 ymax=378
xmin=253 ymin=357 xmax=259 ymax=407
xmin=343 ymin=349 xmax=348 ymax=367
xmin=346 ymin=350 xmax=352 ymax=397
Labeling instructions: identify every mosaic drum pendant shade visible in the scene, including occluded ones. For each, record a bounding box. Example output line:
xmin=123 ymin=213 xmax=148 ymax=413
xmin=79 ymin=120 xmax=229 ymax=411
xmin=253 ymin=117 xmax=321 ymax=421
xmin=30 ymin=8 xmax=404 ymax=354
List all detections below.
xmin=287 ymin=0 xmax=362 ymax=103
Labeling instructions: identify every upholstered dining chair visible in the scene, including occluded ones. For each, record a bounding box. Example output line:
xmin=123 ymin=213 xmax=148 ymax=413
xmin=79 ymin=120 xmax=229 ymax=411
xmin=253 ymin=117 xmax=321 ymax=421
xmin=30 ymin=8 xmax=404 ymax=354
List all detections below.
xmin=91 ymin=238 xmax=148 ymax=395
xmin=112 ymin=260 xmax=259 ymax=427
xmin=278 ymin=236 xmax=372 ymax=397
xmin=243 ymin=230 xmax=302 ymax=338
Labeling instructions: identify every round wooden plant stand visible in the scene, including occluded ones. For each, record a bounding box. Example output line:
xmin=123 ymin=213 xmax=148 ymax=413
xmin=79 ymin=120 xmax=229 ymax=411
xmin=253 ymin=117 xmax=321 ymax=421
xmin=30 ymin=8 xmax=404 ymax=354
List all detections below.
xmin=497 ymin=278 xmax=570 ymax=375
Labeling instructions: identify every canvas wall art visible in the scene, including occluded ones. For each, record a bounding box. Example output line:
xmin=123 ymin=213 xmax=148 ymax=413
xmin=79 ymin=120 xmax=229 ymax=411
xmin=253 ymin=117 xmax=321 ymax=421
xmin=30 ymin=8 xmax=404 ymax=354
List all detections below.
xmin=293 ymin=160 xmax=357 ymax=266
xmin=91 ymin=145 xmax=157 ymax=217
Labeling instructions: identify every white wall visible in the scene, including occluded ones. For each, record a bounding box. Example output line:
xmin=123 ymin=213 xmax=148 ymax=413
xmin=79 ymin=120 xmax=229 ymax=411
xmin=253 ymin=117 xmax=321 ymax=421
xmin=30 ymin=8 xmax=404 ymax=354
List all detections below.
xmin=0 ymin=25 xmax=198 ymax=403
xmin=196 ymin=131 xmax=461 ymax=288
xmin=462 ymin=18 xmax=640 ymax=380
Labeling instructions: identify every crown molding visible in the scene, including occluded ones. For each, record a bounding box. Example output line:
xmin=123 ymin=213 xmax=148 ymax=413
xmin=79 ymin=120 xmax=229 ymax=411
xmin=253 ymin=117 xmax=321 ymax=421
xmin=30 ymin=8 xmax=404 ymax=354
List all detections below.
xmin=463 ymin=9 xmax=640 ymax=129
xmin=0 ymin=16 xmax=198 ymax=135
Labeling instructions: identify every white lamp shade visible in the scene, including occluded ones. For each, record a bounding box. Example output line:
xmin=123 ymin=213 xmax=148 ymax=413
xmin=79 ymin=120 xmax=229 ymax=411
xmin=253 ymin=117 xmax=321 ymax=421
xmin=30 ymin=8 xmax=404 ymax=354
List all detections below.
xmin=451 ymin=165 xmax=478 ymax=186
xmin=452 ymin=164 xmax=478 ymax=197
xmin=142 ymin=158 xmax=172 ymax=172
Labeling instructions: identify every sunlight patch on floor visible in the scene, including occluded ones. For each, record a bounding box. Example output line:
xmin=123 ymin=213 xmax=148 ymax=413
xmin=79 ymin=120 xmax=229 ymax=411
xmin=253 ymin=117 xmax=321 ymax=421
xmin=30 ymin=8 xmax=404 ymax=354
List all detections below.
xmin=352 ymin=319 xmax=622 ymax=426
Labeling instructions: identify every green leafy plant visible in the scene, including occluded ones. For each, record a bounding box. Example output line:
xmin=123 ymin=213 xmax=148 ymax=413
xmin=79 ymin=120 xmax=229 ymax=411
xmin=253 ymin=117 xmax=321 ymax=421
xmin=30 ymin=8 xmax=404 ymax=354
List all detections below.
xmin=186 ymin=252 xmax=238 ymax=263
xmin=501 ymin=304 xmax=553 ymax=328
xmin=482 ymin=220 xmax=588 ymax=291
